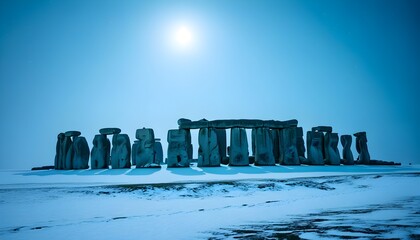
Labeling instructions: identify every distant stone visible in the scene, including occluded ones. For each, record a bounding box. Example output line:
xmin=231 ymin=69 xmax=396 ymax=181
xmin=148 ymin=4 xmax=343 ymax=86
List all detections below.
xmin=154 ymin=139 xmax=164 ymax=164
xmin=296 ymin=127 xmax=306 ymax=163
xmin=91 ymin=134 xmax=110 ymax=169
xmin=132 ymin=140 xmax=139 ymax=166
xmin=354 ymin=132 xmax=371 ymax=164
xmin=135 ymin=128 xmax=159 ymax=168
xmin=197 ymin=128 xmax=221 ymax=167
xmin=177 ymin=118 xmax=192 ymax=126
xmin=62 ymin=135 xmax=74 ymax=170
xmin=279 ymin=127 xmax=300 ymax=165
xmin=99 ymin=128 xmax=121 ymax=135
xmin=110 ymin=134 xmax=131 ymax=169
xmin=167 ymin=129 xmax=190 ymax=167
xmin=312 ymin=126 xmax=333 ymax=133
xmin=254 ymin=128 xmax=275 ymax=166
xmin=54 ymin=133 xmax=65 ymax=170
xmin=64 ymin=131 xmax=81 ymax=137
xmin=229 ymin=128 xmax=249 ymax=166
xmin=73 ymin=136 xmax=90 ymax=169
xmin=306 ymin=131 xmax=324 ymax=165
xmin=215 ymin=129 xmax=227 ymax=160
xmin=271 ymin=129 xmax=281 ymax=164
xmin=324 ymin=132 xmax=340 ymax=165
xmin=32 ymin=166 xmax=54 ymax=171
xmin=340 ymin=135 xmax=354 ymax=165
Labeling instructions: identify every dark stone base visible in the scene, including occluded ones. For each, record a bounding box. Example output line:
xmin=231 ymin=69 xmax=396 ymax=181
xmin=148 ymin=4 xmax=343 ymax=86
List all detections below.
xmin=32 ymin=166 xmax=54 ymax=171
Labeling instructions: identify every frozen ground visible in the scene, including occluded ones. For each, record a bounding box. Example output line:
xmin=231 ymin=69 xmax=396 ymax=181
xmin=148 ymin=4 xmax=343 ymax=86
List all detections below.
xmin=0 ymin=165 xmax=419 ymax=239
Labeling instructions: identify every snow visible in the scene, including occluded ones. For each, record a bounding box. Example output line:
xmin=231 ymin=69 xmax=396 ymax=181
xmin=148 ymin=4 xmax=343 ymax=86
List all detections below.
xmin=0 ymin=164 xmax=419 ymax=239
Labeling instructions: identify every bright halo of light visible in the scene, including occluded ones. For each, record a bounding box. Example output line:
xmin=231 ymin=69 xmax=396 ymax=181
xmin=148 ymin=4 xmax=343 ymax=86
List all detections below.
xmin=174 ymin=26 xmax=193 ymax=47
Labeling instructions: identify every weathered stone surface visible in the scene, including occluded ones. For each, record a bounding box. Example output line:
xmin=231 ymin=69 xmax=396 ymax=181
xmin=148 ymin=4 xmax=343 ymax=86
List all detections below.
xmin=91 ymin=134 xmax=110 ymax=169
xmin=254 ymin=128 xmax=275 ymax=166
xmin=99 ymin=128 xmax=121 ymax=135
xmin=54 ymin=133 xmax=65 ymax=170
xmin=110 ymin=134 xmax=131 ymax=169
xmin=132 ymin=140 xmax=139 ymax=166
xmin=178 ymin=119 xmax=298 ymax=129
xmin=296 ymin=127 xmax=306 ymax=163
xmin=324 ymin=132 xmax=340 ymax=165
xmin=73 ymin=136 xmax=90 ymax=169
xmin=186 ymin=130 xmax=193 ymax=160
xmin=62 ymin=135 xmax=73 ymax=170
xmin=198 ymin=128 xmax=220 ymax=167
xmin=340 ymin=135 xmax=354 ymax=165
xmin=354 ymin=131 xmax=371 ymax=164
xmin=229 ymin=128 xmax=249 ymax=166
xmin=135 ymin=128 xmax=159 ymax=168
xmin=154 ymin=139 xmax=164 ymax=164
xmin=167 ymin=129 xmax=190 ymax=167
xmin=306 ymin=131 xmax=324 ymax=165
xmin=312 ymin=126 xmax=333 ymax=133
xmin=64 ymin=131 xmax=81 ymax=137
xmin=279 ymin=127 xmax=300 ymax=165
xmin=215 ymin=129 xmax=227 ymax=160
xmin=271 ymin=129 xmax=280 ymax=164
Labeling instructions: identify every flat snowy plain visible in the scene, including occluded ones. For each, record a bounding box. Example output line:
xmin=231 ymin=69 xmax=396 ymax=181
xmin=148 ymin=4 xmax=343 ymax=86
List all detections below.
xmin=0 ymin=164 xmax=419 ymax=239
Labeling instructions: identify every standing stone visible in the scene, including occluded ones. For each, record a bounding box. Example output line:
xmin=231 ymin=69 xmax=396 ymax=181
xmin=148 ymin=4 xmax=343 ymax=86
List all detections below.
xmin=73 ymin=136 xmax=90 ymax=169
xmin=254 ymin=128 xmax=275 ymax=166
xmin=132 ymin=140 xmax=139 ymax=166
xmin=215 ymin=129 xmax=227 ymax=162
xmin=324 ymin=132 xmax=340 ymax=165
xmin=340 ymin=135 xmax=354 ymax=165
xmin=271 ymin=129 xmax=280 ymax=164
xmin=279 ymin=127 xmax=300 ymax=165
xmin=354 ymin=132 xmax=371 ymax=164
xmin=167 ymin=129 xmax=190 ymax=167
xmin=91 ymin=134 xmax=110 ymax=169
xmin=135 ymin=128 xmax=160 ymax=168
xmin=229 ymin=128 xmax=249 ymax=166
xmin=54 ymin=133 xmax=65 ymax=169
xmin=296 ymin=127 xmax=306 ymax=163
xmin=110 ymin=134 xmax=131 ymax=169
xmin=154 ymin=139 xmax=164 ymax=164
xmin=186 ymin=130 xmax=193 ymax=160
xmin=198 ymin=128 xmax=221 ymax=167
xmin=62 ymin=131 xmax=81 ymax=170
xmin=306 ymin=131 xmax=324 ymax=165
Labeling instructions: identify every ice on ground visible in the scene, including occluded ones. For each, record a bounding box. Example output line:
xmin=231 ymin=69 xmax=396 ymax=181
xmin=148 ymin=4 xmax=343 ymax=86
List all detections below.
xmin=0 ymin=165 xmax=419 ymax=239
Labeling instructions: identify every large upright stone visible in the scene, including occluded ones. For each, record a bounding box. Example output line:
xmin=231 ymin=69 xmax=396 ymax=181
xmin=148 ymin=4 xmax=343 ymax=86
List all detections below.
xmin=271 ymin=129 xmax=281 ymax=164
xmin=215 ymin=129 xmax=227 ymax=161
xmin=296 ymin=127 xmax=306 ymax=163
xmin=91 ymin=134 xmax=110 ymax=169
xmin=186 ymin=130 xmax=193 ymax=160
xmin=73 ymin=136 xmax=90 ymax=169
xmin=198 ymin=128 xmax=220 ymax=167
xmin=340 ymin=135 xmax=354 ymax=165
xmin=54 ymin=133 xmax=65 ymax=170
xmin=254 ymin=128 xmax=275 ymax=166
xmin=229 ymin=128 xmax=249 ymax=166
xmin=324 ymin=132 xmax=340 ymax=165
xmin=110 ymin=134 xmax=131 ymax=169
xmin=306 ymin=131 xmax=324 ymax=165
xmin=167 ymin=129 xmax=190 ymax=167
xmin=62 ymin=135 xmax=74 ymax=170
xmin=279 ymin=127 xmax=300 ymax=165
xmin=154 ymin=139 xmax=164 ymax=164
xmin=354 ymin=132 xmax=371 ymax=164
xmin=132 ymin=140 xmax=139 ymax=166
xmin=135 ymin=128 xmax=160 ymax=168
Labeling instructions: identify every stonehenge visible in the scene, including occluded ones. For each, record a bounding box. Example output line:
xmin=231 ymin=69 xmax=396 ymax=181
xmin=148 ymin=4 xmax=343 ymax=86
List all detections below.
xmin=167 ymin=129 xmax=190 ymax=167
xmin=354 ymin=131 xmax=371 ymax=164
xmin=52 ymin=118 xmax=400 ymax=170
xmin=91 ymin=134 xmax=110 ymax=169
xmin=340 ymin=135 xmax=354 ymax=165
xmin=134 ymin=128 xmax=160 ymax=168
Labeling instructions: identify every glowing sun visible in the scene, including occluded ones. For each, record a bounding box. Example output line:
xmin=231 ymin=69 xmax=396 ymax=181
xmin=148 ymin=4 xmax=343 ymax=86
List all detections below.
xmin=174 ymin=26 xmax=193 ymax=47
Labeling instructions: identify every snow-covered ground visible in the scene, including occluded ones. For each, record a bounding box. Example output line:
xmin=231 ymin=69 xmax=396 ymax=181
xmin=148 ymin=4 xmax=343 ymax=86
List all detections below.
xmin=0 ymin=165 xmax=419 ymax=239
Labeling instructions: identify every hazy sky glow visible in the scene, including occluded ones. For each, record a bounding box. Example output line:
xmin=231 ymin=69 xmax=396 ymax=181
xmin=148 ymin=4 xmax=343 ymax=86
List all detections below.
xmin=0 ymin=0 xmax=419 ymax=169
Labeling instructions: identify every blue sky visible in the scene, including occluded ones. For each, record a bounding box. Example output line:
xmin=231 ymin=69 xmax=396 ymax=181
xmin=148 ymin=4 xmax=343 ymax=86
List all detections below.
xmin=0 ymin=0 xmax=419 ymax=169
